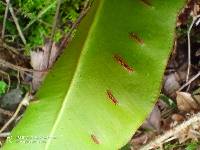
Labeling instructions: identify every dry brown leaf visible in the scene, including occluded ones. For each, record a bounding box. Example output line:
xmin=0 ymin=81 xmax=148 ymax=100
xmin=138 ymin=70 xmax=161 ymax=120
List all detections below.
xmin=176 ymin=92 xmax=199 ymax=112
xmin=171 ymin=113 xmax=185 ymax=122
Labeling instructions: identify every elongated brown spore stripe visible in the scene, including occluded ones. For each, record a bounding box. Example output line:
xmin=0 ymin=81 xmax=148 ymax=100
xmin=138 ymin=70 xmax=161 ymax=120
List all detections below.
xmin=129 ymin=32 xmax=144 ymax=45
xmin=106 ymin=90 xmax=118 ymax=105
xmin=140 ymin=0 xmax=152 ymax=7
xmin=113 ymin=54 xmax=134 ymax=72
xmin=91 ymin=134 xmax=100 ymax=144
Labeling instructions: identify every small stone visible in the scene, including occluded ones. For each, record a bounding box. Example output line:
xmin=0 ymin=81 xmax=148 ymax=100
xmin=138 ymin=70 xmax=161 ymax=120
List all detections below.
xmin=0 ymin=89 xmax=23 ymax=111
xmin=164 ymin=73 xmax=180 ymax=97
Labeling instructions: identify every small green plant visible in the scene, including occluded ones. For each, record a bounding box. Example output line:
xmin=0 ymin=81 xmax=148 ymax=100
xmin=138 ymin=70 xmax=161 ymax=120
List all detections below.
xmin=162 ymin=140 xmax=200 ymax=150
xmin=0 ymin=80 xmax=7 ymax=96
xmin=186 ymin=141 xmax=199 ymax=150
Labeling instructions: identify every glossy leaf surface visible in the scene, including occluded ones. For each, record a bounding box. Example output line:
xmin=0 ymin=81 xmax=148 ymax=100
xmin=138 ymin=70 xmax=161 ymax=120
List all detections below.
xmin=3 ymin=0 xmax=185 ymax=149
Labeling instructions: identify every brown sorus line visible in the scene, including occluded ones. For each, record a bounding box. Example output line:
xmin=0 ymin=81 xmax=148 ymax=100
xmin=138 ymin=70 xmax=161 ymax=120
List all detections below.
xmin=113 ymin=54 xmax=134 ymax=73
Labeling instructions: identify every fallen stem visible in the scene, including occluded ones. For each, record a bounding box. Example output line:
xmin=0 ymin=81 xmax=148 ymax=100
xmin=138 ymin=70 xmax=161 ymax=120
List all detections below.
xmin=0 ymin=38 xmax=20 ymax=55
xmin=2 ymin=0 xmax=10 ymax=39
xmin=186 ymin=15 xmax=200 ymax=82
xmin=178 ymin=71 xmax=200 ymax=91
xmin=0 ymin=58 xmax=47 ymax=73
xmin=47 ymin=0 xmax=62 ymax=68
xmin=0 ymin=108 xmax=13 ymax=117
xmin=59 ymin=0 xmax=92 ymax=50
xmin=5 ymin=0 xmax=26 ymax=44
xmin=141 ymin=113 xmax=200 ymax=150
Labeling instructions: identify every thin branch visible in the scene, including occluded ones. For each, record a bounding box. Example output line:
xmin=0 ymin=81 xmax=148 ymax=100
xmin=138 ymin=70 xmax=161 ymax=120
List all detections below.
xmin=0 ymin=58 xmax=47 ymax=73
xmin=59 ymin=0 xmax=92 ymax=50
xmin=0 ymin=58 xmax=32 ymax=73
xmin=38 ymin=19 xmax=53 ymax=28
xmin=141 ymin=113 xmax=200 ymax=150
xmin=2 ymin=0 xmax=10 ymax=39
xmin=186 ymin=15 xmax=200 ymax=82
xmin=47 ymin=0 xmax=62 ymax=68
xmin=178 ymin=71 xmax=200 ymax=91
xmin=0 ymin=38 xmax=20 ymax=55
xmin=0 ymin=93 xmax=31 ymax=133
xmin=0 ymin=108 xmax=13 ymax=117
xmin=17 ymin=70 xmax=20 ymax=88
xmin=5 ymin=0 xmax=26 ymax=44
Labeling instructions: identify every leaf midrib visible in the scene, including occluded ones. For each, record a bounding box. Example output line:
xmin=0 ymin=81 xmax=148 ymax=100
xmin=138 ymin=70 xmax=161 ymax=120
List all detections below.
xmin=44 ymin=1 xmax=104 ymax=149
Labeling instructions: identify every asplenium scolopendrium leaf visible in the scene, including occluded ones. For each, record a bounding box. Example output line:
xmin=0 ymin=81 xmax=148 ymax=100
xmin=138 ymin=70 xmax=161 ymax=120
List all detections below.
xmin=3 ymin=0 xmax=186 ymax=149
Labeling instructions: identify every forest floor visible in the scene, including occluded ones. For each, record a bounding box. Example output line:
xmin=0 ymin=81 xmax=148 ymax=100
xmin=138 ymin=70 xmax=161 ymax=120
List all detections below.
xmin=0 ymin=0 xmax=200 ymax=150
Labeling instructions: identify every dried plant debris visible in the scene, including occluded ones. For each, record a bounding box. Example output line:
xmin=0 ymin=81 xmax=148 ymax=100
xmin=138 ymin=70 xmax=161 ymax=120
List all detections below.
xmin=141 ymin=113 xmax=200 ymax=150
xmin=31 ymin=40 xmax=59 ymax=91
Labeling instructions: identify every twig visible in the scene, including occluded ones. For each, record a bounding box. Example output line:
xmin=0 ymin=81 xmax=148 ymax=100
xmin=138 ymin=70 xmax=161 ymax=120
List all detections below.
xmin=0 ymin=58 xmax=32 ymax=73
xmin=5 ymin=0 xmax=26 ymax=44
xmin=178 ymin=71 xmax=200 ymax=91
xmin=17 ymin=70 xmax=20 ymax=88
xmin=0 ymin=58 xmax=46 ymax=73
xmin=186 ymin=15 xmax=200 ymax=82
xmin=47 ymin=0 xmax=62 ymax=68
xmin=59 ymin=0 xmax=92 ymax=50
xmin=0 ymin=108 xmax=13 ymax=117
xmin=140 ymin=113 xmax=200 ymax=150
xmin=0 ymin=93 xmax=31 ymax=133
xmin=38 ymin=19 xmax=52 ymax=28
xmin=2 ymin=0 xmax=10 ymax=39
xmin=0 ymin=38 xmax=20 ymax=55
